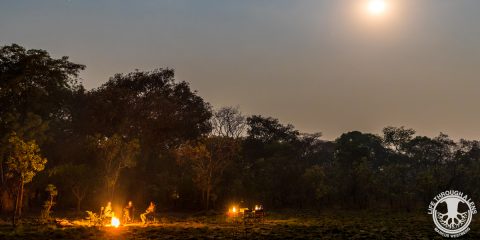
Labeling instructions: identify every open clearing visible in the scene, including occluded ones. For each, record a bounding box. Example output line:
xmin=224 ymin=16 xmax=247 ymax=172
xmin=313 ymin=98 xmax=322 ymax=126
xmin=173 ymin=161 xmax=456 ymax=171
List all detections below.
xmin=0 ymin=211 xmax=478 ymax=239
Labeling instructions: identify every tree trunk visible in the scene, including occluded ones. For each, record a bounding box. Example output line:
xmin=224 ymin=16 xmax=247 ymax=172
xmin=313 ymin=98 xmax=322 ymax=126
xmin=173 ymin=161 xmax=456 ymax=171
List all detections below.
xmin=201 ymin=189 xmax=205 ymax=209
xmin=72 ymin=186 xmax=87 ymax=212
xmin=110 ymin=185 xmax=116 ymax=202
xmin=18 ymin=180 xmax=24 ymax=217
xmin=206 ymin=187 xmax=210 ymax=210
xmin=0 ymin=161 xmax=4 ymax=186
xmin=46 ymin=196 xmax=53 ymax=214
xmin=12 ymin=180 xmax=22 ymax=226
xmin=75 ymin=193 xmax=84 ymax=212
xmin=12 ymin=189 xmax=18 ymax=226
xmin=77 ymin=198 xmax=82 ymax=212
xmin=106 ymin=176 xmax=117 ymax=201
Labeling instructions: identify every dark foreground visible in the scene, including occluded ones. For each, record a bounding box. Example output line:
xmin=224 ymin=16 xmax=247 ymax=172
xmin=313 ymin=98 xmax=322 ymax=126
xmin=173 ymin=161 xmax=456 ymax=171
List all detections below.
xmin=0 ymin=211 xmax=478 ymax=239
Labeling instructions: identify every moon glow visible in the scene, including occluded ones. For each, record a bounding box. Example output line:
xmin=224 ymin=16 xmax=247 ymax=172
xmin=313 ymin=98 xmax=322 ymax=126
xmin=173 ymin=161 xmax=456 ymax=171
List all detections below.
xmin=367 ymin=0 xmax=387 ymax=15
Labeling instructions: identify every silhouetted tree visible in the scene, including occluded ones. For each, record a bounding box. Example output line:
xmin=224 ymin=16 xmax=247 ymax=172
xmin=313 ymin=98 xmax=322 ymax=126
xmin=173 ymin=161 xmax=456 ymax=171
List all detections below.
xmin=211 ymin=106 xmax=246 ymax=138
xmin=383 ymin=126 xmax=415 ymax=153
xmin=4 ymin=133 xmax=47 ymax=226
xmin=333 ymin=131 xmax=386 ymax=208
xmin=49 ymin=163 xmax=94 ymax=211
xmin=40 ymin=184 xmax=57 ymax=221
xmin=3 ymin=43 xmax=480 ymax=215
xmin=90 ymin=134 xmax=139 ymax=201
xmin=175 ymin=137 xmax=239 ymax=209
xmin=0 ymin=44 xmax=84 ymax=211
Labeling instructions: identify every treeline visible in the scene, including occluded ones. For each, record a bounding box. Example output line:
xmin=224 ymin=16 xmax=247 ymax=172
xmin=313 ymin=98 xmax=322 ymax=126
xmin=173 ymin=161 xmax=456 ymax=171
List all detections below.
xmin=1 ymin=44 xmax=480 ymax=218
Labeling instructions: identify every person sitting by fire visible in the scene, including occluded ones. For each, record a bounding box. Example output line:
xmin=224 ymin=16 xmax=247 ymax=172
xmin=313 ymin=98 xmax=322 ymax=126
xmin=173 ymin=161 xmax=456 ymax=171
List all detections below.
xmin=140 ymin=201 xmax=155 ymax=224
xmin=123 ymin=200 xmax=135 ymax=223
xmin=102 ymin=201 xmax=114 ymax=219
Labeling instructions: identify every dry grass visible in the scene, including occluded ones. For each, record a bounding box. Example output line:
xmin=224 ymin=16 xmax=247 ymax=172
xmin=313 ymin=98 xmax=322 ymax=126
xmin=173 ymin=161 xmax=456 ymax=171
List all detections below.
xmin=0 ymin=211 xmax=478 ymax=239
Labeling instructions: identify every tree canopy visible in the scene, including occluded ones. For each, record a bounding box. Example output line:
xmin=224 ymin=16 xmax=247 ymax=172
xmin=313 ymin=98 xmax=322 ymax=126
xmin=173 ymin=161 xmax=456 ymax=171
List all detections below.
xmin=1 ymin=43 xmax=480 ymax=216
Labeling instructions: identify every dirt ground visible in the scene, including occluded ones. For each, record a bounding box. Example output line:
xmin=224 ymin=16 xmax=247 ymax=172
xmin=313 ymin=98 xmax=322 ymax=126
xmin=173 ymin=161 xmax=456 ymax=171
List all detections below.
xmin=0 ymin=211 xmax=478 ymax=239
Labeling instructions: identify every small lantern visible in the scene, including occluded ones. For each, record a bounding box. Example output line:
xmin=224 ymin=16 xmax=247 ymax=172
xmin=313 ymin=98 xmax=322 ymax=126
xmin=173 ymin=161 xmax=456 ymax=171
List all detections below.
xmin=228 ymin=206 xmax=238 ymax=217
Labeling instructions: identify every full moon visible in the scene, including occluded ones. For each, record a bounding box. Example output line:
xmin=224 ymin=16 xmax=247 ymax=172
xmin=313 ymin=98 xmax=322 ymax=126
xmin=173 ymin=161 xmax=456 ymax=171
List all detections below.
xmin=367 ymin=0 xmax=387 ymax=15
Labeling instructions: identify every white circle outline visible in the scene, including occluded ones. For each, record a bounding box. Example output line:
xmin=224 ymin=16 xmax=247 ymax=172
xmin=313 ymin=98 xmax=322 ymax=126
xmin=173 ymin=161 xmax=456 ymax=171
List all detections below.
xmin=432 ymin=195 xmax=472 ymax=235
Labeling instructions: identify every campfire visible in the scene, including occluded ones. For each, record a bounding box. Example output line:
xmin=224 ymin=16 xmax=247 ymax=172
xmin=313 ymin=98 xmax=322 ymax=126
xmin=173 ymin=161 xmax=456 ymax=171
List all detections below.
xmin=111 ymin=216 xmax=120 ymax=228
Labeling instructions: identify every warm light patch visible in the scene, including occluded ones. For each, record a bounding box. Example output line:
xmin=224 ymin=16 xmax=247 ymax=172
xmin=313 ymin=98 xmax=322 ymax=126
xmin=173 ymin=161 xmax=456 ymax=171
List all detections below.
xmin=367 ymin=0 xmax=387 ymax=15
xmin=111 ymin=217 xmax=120 ymax=228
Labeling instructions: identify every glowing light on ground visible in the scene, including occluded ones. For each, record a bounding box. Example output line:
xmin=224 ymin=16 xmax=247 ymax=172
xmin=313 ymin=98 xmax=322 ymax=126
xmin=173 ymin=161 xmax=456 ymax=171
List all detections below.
xmin=367 ymin=0 xmax=387 ymax=15
xmin=227 ymin=206 xmax=238 ymax=217
xmin=111 ymin=217 xmax=120 ymax=228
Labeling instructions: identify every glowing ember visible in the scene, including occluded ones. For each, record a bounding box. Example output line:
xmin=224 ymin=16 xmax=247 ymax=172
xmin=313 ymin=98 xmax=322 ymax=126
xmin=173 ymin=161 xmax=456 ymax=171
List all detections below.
xmin=111 ymin=216 xmax=120 ymax=228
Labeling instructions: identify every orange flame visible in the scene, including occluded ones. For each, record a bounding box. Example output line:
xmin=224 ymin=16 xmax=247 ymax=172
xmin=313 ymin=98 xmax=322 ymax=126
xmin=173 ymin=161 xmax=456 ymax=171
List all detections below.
xmin=111 ymin=216 xmax=120 ymax=228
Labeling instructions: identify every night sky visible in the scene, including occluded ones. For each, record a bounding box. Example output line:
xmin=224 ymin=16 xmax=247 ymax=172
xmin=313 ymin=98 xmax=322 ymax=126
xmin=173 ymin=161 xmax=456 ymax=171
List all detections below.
xmin=1 ymin=0 xmax=480 ymax=140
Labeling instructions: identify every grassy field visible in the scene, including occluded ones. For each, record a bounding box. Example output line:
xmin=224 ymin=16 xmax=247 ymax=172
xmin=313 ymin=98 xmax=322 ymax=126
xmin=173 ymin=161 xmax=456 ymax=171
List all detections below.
xmin=0 ymin=211 xmax=478 ymax=239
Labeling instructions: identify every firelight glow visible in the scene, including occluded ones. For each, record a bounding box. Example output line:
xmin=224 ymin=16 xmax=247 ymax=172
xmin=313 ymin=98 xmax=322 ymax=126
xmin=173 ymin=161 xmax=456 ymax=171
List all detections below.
xmin=367 ymin=0 xmax=387 ymax=15
xmin=111 ymin=217 xmax=120 ymax=228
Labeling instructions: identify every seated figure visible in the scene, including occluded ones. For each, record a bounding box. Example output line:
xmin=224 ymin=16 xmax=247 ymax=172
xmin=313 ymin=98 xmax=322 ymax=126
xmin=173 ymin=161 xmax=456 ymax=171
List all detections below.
xmin=123 ymin=201 xmax=134 ymax=223
xmin=103 ymin=202 xmax=114 ymax=220
xmin=104 ymin=202 xmax=114 ymax=217
xmin=140 ymin=201 xmax=156 ymax=224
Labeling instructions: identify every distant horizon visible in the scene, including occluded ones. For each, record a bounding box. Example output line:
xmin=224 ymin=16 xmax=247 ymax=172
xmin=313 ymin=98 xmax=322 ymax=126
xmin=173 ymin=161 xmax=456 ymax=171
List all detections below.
xmin=1 ymin=41 xmax=475 ymax=142
xmin=2 ymin=0 xmax=480 ymax=141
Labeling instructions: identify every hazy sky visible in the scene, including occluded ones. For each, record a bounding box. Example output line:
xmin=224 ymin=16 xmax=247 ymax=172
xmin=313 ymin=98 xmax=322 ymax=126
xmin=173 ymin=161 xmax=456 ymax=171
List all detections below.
xmin=1 ymin=0 xmax=480 ymax=140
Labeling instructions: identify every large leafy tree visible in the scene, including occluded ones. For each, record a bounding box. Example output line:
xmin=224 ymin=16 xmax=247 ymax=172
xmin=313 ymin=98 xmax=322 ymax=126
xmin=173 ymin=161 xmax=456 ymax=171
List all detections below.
xmin=90 ymin=134 xmax=140 ymax=201
xmin=175 ymin=137 xmax=239 ymax=209
xmin=383 ymin=126 xmax=415 ymax=153
xmin=0 ymin=44 xmax=85 ymax=139
xmin=240 ymin=115 xmax=331 ymax=207
xmin=83 ymin=69 xmax=211 ymax=145
xmin=0 ymin=44 xmax=85 ymax=206
xmin=80 ymin=69 xmax=212 ymax=205
xmin=246 ymin=115 xmax=299 ymax=144
xmin=49 ymin=163 xmax=95 ymax=212
xmin=333 ymin=131 xmax=386 ymax=208
xmin=4 ymin=133 xmax=47 ymax=225
xmin=404 ymin=134 xmax=455 ymax=203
